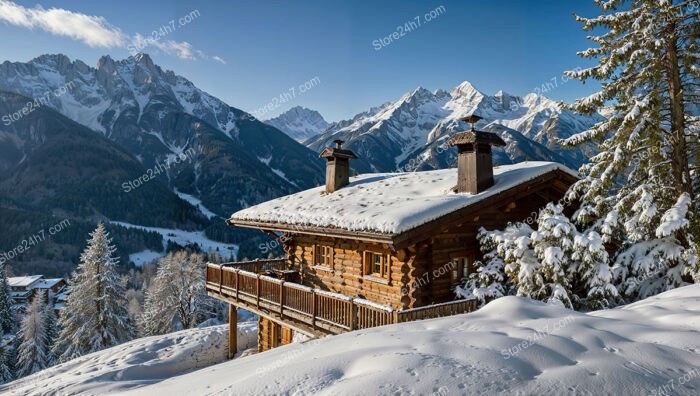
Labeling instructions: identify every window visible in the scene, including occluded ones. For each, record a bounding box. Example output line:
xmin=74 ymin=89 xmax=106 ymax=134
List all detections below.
xmin=451 ymin=257 xmax=471 ymax=283
xmin=314 ymin=244 xmax=333 ymax=268
xmin=364 ymin=251 xmax=389 ymax=279
xmin=274 ymin=324 xmax=282 ymax=347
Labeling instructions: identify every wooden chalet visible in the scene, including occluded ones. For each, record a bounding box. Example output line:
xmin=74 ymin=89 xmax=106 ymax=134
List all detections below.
xmin=206 ymin=115 xmax=578 ymax=356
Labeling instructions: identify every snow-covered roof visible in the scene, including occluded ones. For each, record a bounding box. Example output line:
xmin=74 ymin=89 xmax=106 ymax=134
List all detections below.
xmin=35 ymin=278 xmax=65 ymax=289
xmin=230 ymin=161 xmax=577 ymax=235
xmin=8 ymin=275 xmax=43 ymax=288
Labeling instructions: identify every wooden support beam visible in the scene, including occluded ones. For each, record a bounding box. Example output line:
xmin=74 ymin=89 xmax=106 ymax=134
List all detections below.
xmin=228 ymin=304 xmax=237 ymax=359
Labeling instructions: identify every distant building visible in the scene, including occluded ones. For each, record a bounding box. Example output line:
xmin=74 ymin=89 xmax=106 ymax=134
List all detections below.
xmin=8 ymin=275 xmax=44 ymax=304
xmin=8 ymin=275 xmax=68 ymax=313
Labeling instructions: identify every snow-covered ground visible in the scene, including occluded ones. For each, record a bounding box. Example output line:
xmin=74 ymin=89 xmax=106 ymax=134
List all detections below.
xmin=127 ymin=249 xmax=163 ymax=267
xmin=8 ymin=285 xmax=699 ymax=395
xmin=174 ymin=189 xmax=220 ymax=219
xmin=1 ymin=320 xmax=257 ymax=395
xmin=112 ymin=221 xmax=238 ymax=266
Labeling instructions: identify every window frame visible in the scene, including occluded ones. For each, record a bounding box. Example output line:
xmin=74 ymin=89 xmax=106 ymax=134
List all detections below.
xmin=451 ymin=256 xmax=472 ymax=283
xmin=364 ymin=251 xmax=390 ymax=280
xmin=313 ymin=244 xmax=334 ymax=271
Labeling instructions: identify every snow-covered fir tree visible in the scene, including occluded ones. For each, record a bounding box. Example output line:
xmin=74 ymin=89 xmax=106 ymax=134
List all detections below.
xmin=531 ymin=203 xmax=578 ymax=307
xmin=139 ymin=251 xmax=214 ymax=336
xmin=560 ymin=0 xmax=700 ymax=301
xmin=17 ymin=291 xmax=51 ymax=377
xmin=55 ymin=224 xmax=133 ymax=362
xmin=455 ymin=228 xmax=510 ymax=307
xmin=573 ymin=230 xmax=618 ymax=309
xmin=0 ymin=263 xmax=14 ymax=335
xmin=463 ymin=203 xmax=617 ymax=310
xmin=0 ymin=342 xmax=13 ymax=385
xmin=42 ymin=297 xmax=58 ymax=367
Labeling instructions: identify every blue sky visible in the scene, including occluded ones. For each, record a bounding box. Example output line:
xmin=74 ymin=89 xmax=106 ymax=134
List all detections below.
xmin=0 ymin=0 xmax=601 ymax=121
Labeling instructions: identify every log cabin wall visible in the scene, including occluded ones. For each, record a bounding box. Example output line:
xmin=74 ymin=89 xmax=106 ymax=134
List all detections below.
xmin=258 ymin=317 xmax=294 ymax=352
xmin=286 ymin=235 xmax=407 ymax=309
xmin=408 ymin=185 xmax=565 ymax=305
xmin=278 ymin=173 xmax=572 ymax=311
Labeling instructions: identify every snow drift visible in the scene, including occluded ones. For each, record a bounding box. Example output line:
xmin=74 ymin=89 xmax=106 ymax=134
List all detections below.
xmin=1 ymin=322 xmax=257 ymax=395
xmin=9 ymin=285 xmax=699 ymax=395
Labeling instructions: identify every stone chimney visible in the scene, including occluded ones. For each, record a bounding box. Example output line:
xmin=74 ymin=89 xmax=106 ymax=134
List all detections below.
xmin=319 ymin=140 xmax=358 ymax=193
xmin=450 ymin=115 xmax=506 ymax=194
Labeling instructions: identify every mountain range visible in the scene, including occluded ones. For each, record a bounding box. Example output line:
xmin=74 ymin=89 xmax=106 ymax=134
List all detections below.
xmin=0 ymin=53 xmax=601 ymax=276
xmin=284 ymin=82 xmax=604 ymax=173
xmin=0 ymin=53 xmax=324 ymax=274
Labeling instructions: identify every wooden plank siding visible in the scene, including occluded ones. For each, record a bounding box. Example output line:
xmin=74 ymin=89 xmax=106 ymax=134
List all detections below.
xmin=258 ymin=316 xmax=295 ymax=352
xmin=288 ymin=235 xmax=408 ymax=310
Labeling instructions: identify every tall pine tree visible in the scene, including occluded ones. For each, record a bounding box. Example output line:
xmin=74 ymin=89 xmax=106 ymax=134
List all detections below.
xmin=561 ymin=0 xmax=700 ymax=300
xmin=17 ymin=291 xmax=51 ymax=377
xmin=139 ymin=251 xmax=214 ymax=336
xmin=0 ymin=263 xmax=14 ymax=335
xmin=0 ymin=342 xmax=13 ymax=385
xmin=55 ymin=224 xmax=133 ymax=362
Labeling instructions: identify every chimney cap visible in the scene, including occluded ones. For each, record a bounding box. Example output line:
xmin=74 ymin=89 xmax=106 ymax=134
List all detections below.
xmin=461 ymin=114 xmax=483 ymax=131
xmin=449 ymin=130 xmax=506 ymax=147
xmin=320 ymin=141 xmax=358 ymax=160
xmin=460 ymin=114 xmax=483 ymax=124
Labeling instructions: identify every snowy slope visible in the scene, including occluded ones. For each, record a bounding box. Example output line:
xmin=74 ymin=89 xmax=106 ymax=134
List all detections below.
xmin=127 ymin=285 xmax=700 ymax=395
xmin=2 ymin=320 xmax=258 ymax=395
xmin=13 ymin=285 xmax=699 ymax=395
xmin=306 ymin=82 xmax=604 ymax=172
xmin=265 ymin=106 xmax=330 ymax=142
xmin=111 ymin=221 xmax=239 ymax=261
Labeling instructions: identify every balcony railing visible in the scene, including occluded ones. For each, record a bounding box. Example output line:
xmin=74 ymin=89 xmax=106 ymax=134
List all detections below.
xmin=206 ymin=260 xmax=477 ymax=336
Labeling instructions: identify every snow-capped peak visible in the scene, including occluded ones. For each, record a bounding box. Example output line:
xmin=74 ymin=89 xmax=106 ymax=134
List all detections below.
xmin=450 ymin=80 xmax=483 ymax=99
xmin=265 ymin=106 xmax=330 ymax=143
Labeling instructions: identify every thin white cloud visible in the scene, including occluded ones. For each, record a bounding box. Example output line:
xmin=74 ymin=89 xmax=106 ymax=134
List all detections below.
xmin=0 ymin=0 xmax=124 ymax=47
xmin=132 ymin=33 xmax=198 ymax=60
xmin=212 ymin=55 xmax=226 ymax=65
xmin=0 ymin=0 xmax=218 ymax=62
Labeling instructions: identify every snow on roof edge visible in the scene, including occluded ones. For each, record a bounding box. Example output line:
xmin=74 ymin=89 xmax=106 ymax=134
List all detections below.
xmin=230 ymin=161 xmax=578 ymax=236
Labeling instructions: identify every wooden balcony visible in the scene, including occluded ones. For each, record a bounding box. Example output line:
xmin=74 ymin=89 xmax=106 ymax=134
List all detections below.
xmin=206 ymin=259 xmax=477 ymax=337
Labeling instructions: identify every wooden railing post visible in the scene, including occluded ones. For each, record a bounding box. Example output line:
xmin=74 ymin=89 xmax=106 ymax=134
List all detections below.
xmin=311 ymin=290 xmax=316 ymax=330
xmin=219 ymin=265 xmax=223 ymax=295
xmin=393 ymin=311 xmax=399 ymax=324
xmin=235 ymin=270 xmax=239 ymax=302
xmin=256 ymin=274 xmax=261 ymax=309
xmin=228 ymin=304 xmax=237 ymax=359
xmin=255 ymin=259 xmax=260 ymax=274
xmin=279 ymin=280 xmax=285 ymax=317
xmin=350 ymin=299 xmax=357 ymax=331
